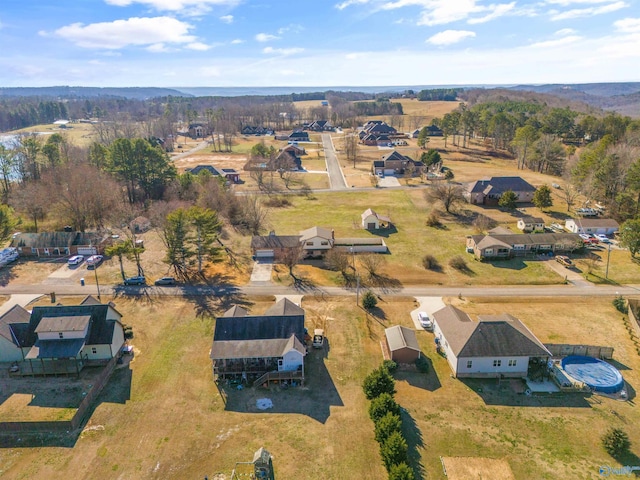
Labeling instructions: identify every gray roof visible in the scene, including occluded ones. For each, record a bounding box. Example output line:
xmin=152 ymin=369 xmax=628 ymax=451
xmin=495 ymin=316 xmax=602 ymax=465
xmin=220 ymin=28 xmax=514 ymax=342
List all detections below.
xmin=35 ymin=315 xmax=91 ymax=333
xmin=385 ymin=325 xmax=420 ymax=352
xmin=223 ymin=305 xmax=248 ymax=318
xmin=251 ymin=235 xmax=301 ymax=249
xmin=467 ymin=177 xmax=536 ymax=194
xmin=80 ymin=295 xmax=102 ymax=306
xmin=11 ymin=231 xmax=106 ymax=249
xmin=210 ymin=334 xmax=305 ymax=360
xmin=381 ymin=150 xmax=411 ymax=163
xmin=475 ymin=236 xmax=513 ymax=250
xmin=299 ymin=226 xmax=333 ymax=242
xmin=433 ymin=306 xmax=550 ymax=358
xmin=28 ymin=338 xmax=86 ymax=359
xmin=487 ymin=226 xmax=512 ymax=235
xmin=213 ymin=302 xmax=305 ymax=343
xmin=264 ymin=298 xmax=304 ymax=316
xmin=570 ymin=218 xmax=619 ymax=228
xmin=470 ymin=233 xmax=582 ymax=248
xmin=519 ymin=216 xmax=544 ymax=223
xmin=0 ymin=304 xmax=30 ymax=345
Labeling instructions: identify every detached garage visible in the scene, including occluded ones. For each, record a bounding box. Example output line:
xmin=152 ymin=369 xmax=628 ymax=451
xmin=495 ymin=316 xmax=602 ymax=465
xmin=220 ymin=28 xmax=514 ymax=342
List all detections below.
xmin=251 ymin=233 xmax=301 ymax=260
xmin=385 ymin=325 xmax=421 ymax=363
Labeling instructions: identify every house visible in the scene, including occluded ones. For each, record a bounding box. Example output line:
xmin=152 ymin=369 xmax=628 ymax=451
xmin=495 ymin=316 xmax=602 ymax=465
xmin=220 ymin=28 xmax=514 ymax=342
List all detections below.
xmin=130 ymin=216 xmax=151 ymax=234
xmin=299 ymin=226 xmax=334 ymax=257
xmin=288 ymin=130 xmax=310 ymax=142
xmin=411 ymin=129 xmax=421 ymax=138
xmin=251 ymin=232 xmax=302 ymax=259
xmin=270 ymin=150 xmax=301 ymax=171
xmin=11 ymin=231 xmax=111 ymax=257
xmin=281 ymin=143 xmax=307 ymax=157
xmin=565 ymin=218 xmax=619 ymax=235
xmin=185 ymin=165 xmax=241 ymax=183
xmin=466 ymin=232 xmax=582 ymax=260
xmin=362 ymin=121 xmax=397 ymax=136
xmin=241 ymin=126 xmax=267 ymax=136
xmin=432 ymin=306 xmax=551 ymax=378
xmin=306 ymin=120 xmax=332 ymax=132
xmin=517 ymin=216 xmax=545 ymax=233
xmin=385 ymin=325 xmax=421 ymax=363
xmin=464 ymin=177 xmax=537 ymax=205
xmin=188 ymin=123 xmax=211 ymax=139
xmin=372 ymin=150 xmax=421 ymax=176
xmin=210 ymin=299 xmax=306 ymax=382
xmin=425 ymin=125 xmax=443 ymax=136
xmin=0 ymin=299 xmax=125 ymax=375
xmin=361 ymin=208 xmax=392 ymax=230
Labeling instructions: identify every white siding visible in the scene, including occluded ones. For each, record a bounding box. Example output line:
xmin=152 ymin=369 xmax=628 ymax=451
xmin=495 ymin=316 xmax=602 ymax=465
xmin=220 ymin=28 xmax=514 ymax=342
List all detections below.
xmin=0 ymin=336 xmax=23 ymax=362
xmin=82 ymin=344 xmax=112 ymax=360
xmin=110 ymin=323 xmax=125 ymax=358
xmin=433 ymin=322 xmax=459 ymax=376
xmin=302 ymin=237 xmax=332 ymax=250
xmin=38 ymin=329 xmax=87 ymax=340
xmin=456 ymin=356 xmax=530 ymax=378
xmin=105 ymin=306 xmax=122 ymax=322
xmin=281 ymin=349 xmax=304 ymax=371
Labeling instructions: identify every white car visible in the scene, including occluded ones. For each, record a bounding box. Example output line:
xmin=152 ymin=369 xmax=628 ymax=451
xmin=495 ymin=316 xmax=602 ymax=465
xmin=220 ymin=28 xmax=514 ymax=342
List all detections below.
xmin=595 ymin=234 xmax=611 ymax=243
xmin=86 ymin=255 xmax=104 ymax=268
xmin=418 ymin=312 xmax=433 ymax=331
xmin=67 ymin=255 xmax=84 ymax=266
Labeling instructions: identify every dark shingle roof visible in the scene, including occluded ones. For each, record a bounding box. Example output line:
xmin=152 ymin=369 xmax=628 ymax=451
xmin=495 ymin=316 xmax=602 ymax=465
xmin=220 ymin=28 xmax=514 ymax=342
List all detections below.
xmin=213 ymin=311 xmax=305 ymax=343
xmin=210 ymin=334 xmax=305 ymax=360
xmin=381 ymin=150 xmax=410 ymax=163
xmin=29 ymin=339 xmax=86 ymax=359
xmin=467 ymin=177 xmax=536 ymax=194
xmin=251 ymin=235 xmax=301 ymax=249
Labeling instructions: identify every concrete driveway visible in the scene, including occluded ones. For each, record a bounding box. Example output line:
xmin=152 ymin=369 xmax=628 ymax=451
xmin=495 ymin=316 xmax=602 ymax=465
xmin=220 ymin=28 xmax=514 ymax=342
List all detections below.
xmin=543 ymin=257 xmax=593 ymax=287
xmin=378 ymin=176 xmax=401 ymax=187
xmin=250 ymin=260 xmax=273 ymax=283
xmin=410 ymin=296 xmax=446 ymax=330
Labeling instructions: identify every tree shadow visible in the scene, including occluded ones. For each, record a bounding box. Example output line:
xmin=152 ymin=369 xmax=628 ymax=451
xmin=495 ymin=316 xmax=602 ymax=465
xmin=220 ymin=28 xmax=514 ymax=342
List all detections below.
xmin=367 ymin=225 xmax=398 ymax=238
xmin=401 ymin=408 xmax=426 ymax=480
xmin=292 ymin=273 xmax=319 ymax=293
xmin=607 ymin=451 xmax=640 ymax=477
xmin=451 ymin=265 xmax=476 ymax=277
xmin=0 ymin=261 xmax=21 ymax=286
xmin=488 ymin=258 xmax=528 ymax=271
xmin=185 ymin=272 xmax=252 ymax=318
xmin=394 ymin=362 xmax=442 ymax=392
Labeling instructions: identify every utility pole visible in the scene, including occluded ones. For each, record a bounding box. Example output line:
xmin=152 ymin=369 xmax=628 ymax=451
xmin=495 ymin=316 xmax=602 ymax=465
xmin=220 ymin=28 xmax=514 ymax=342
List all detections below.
xmin=605 ymin=243 xmax=612 ymax=280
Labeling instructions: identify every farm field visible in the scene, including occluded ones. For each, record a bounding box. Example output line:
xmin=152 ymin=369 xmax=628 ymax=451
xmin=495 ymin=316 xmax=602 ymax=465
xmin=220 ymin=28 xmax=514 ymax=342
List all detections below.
xmin=1 ymin=294 xmax=638 ymax=479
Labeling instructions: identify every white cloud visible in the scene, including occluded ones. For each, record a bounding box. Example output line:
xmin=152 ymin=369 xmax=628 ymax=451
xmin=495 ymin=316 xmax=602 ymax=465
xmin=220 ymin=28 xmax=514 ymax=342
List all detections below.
xmin=335 ymin=0 xmax=371 ymax=10
xmin=614 ymin=17 xmax=640 ymax=32
xmin=550 ymin=1 xmax=627 ymax=20
xmin=555 ymin=28 xmax=577 ymax=36
xmin=231 ymin=38 xmax=244 ymax=44
xmin=219 ymin=15 xmax=234 ymax=24
xmin=546 ymin=0 xmax=612 ymax=5
xmin=468 ymin=2 xmax=515 ymax=24
xmin=263 ymin=46 xmax=304 ymax=55
xmin=255 ymin=33 xmax=279 ymax=42
xmin=278 ymin=24 xmax=304 ymax=35
xmin=54 ymin=17 xmax=197 ymax=49
xmin=105 ymin=0 xmax=240 ymax=12
xmin=529 ymin=35 xmax=582 ymax=47
xmin=146 ymin=43 xmax=171 ymax=52
xmin=186 ymin=42 xmax=211 ymax=50
xmin=427 ymin=29 xmax=476 ymax=45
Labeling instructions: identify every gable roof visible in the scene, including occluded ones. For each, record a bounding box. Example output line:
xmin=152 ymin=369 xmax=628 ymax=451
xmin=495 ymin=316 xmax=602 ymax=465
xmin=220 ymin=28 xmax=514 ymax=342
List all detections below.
xmin=210 ymin=334 xmax=305 ymax=360
xmin=570 ymin=218 xmax=619 ymax=228
xmin=470 ymin=232 xmax=582 ymax=248
xmin=0 ymin=304 xmax=30 ymax=344
xmin=519 ymin=216 xmax=544 ymax=224
xmin=251 ymin=234 xmax=301 ymax=250
xmin=213 ymin=305 xmax=305 ymax=343
xmin=385 ymin=325 xmax=420 ymax=352
xmin=223 ymin=305 xmax=248 ymax=318
xmin=264 ymin=298 xmax=304 ymax=316
xmin=381 ymin=150 xmax=411 ymax=163
xmin=80 ymin=295 xmax=102 ymax=306
xmin=299 ymin=226 xmax=333 ymax=242
xmin=467 ymin=177 xmax=536 ymax=195
xmin=361 ymin=208 xmax=377 ymax=221
xmin=433 ymin=306 xmax=550 ymax=358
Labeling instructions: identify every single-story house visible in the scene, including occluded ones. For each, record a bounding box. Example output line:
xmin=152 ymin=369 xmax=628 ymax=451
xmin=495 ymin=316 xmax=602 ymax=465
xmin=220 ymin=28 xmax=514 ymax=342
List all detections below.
xmin=251 ymin=233 xmax=302 ymax=259
xmin=241 ymin=126 xmax=269 ymax=136
xmin=464 ymin=177 xmax=537 ymax=205
xmin=467 ymin=232 xmax=582 ymax=260
xmin=0 ymin=297 xmax=125 ymax=375
xmin=424 ymin=125 xmax=443 ymax=136
xmin=300 ymin=226 xmax=334 ymax=257
xmin=432 ymin=306 xmax=551 ymax=378
xmin=385 ymin=325 xmax=421 ymax=363
xmin=289 ymin=130 xmax=310 ymax=142
xmin=517 ymin=216 xmax=545 ymax=233
xmin=186 ymin=165 xmax=241 ymax=183
xmin=361 ymin=208 xmax=392 ymax=230
xmin=11 ymin=231 xmax=111 ymax=257
xmin=565 ymin=218 xmax=619 ymax=235
xmin=306 ymin=120 xmax=332 ymax=132
xmin=210 ymin=299 xmax=306 ymax=381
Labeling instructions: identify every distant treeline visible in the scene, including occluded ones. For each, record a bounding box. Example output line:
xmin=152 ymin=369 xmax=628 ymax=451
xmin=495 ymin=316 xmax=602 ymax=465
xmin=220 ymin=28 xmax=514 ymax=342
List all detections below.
xmin=352 ymin=99 xmax=404 ymax=116
xmin=417 ymin=88 xmax=460 ymax=101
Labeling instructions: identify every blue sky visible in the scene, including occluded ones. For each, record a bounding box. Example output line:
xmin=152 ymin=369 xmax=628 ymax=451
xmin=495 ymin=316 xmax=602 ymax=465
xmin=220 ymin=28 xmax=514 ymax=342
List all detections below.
xmin=0 ymin=0 xmax=639 ymax=87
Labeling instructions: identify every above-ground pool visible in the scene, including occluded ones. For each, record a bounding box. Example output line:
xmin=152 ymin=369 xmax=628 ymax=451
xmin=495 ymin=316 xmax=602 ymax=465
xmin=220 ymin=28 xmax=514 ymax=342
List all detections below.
xmin=561 ymin=356 xmax=625 ymax=394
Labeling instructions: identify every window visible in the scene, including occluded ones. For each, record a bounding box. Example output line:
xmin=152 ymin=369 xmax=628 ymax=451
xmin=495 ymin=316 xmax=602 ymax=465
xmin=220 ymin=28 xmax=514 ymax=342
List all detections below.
xmin=466 ymin=360 xmax=473 ymax=368
xmin=92 ymin=347 xmax=97 ymax=354
xmin=508 ymin=359 xmax=517 ymax=367
xmin=493 ymin=359 xmax=502 ymax=367
xmin=321 ymin=241 xmax=329 ymax=246
xmin=59 ymin=332 xmax=64 ymax=339
xmin=306 ymin=241 xmax=313 ymax=246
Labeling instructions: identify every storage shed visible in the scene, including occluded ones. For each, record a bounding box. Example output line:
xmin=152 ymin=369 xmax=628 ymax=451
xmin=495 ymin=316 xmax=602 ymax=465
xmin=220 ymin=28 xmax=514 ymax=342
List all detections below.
xmin=385 ymin=325 xmax=421 ymax=363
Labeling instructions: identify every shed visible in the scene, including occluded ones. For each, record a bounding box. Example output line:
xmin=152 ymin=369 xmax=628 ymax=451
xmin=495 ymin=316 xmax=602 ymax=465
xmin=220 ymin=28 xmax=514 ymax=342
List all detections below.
xmin=385 ymin=325 xmax=421 ymax=363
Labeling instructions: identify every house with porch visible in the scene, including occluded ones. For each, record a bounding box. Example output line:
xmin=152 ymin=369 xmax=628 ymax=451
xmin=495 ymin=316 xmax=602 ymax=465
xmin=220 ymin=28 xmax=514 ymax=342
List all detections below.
xmin=517 ymin=216 xmax=545 ymax=233
xmin=464 ymin=177 xmax=537 ymax=205
xmin=466 ymin=232 xmax=582 ymax=260
xmin=0 ymin=298 xmax=125 ymax=376
xmin=565 ymin=218 xmax=619 ymax=235
xmin=432 ymin=305 xmax=551 ymax=378
xmin=210 ymin=299 xmax=306 ymax=384
xmin=11 ymin=231 xmax=111 ymax=257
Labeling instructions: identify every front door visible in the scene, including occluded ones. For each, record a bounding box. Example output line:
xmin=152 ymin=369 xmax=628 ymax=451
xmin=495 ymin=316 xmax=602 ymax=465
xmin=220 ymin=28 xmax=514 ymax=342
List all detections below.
xmin=277 ymin=359 xmax=283 ymax=371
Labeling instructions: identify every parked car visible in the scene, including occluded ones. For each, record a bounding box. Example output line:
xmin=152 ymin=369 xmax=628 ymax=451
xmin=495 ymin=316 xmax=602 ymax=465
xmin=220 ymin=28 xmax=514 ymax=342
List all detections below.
xmin=312 ymin=329 xmax=325 ymax=348
xmin=418 ymin=312 xmax=433 ymax=331
xmin=556 ymin=255 xmax=573 ymax=267
xmin=86 ymin=255 xmax=103 ymax=268
xmin=578 ymin=234 xmax=598 ymax=244
xmin=595 ymin=234 xmax=611 ymax=243
xmin=550 ymin=223 xmax=565 ymax=232
xmin=67 ymin=255 xmax=84 ymax=266
xmin=154 ymin=276 xmax=176 ymax=286
xmin=124 ymin=276 xmax=146 ymax=285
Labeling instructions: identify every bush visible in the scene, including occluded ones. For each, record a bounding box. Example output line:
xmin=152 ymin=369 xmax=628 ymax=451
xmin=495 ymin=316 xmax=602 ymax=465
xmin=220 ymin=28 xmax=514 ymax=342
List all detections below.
xmin=363 ymin=366 xmax=396 ymax=400
xmin=415 ymin=355 xmax=429 ymax=373
xmin=613 ymin=295 xmax=628 ymax=314
xmin=425 ymin=211 xmax=441 ymax=227
xmin=449 ymin=255 xmax=468 ymax=271
xmin=122 ymin=323 xmax=134 ymax=339
xmin=422 ymin=254 xmax=441 ymax=271
xmin=362 ymin=290 xmax=378 ymax=310
xmin=374 ymin=412 xmax=402 ymax=444
xmin=380 ymin=431 xmax=409 ymax=472
xmin=602 ymin=428 xmax=631 ymax=457
xmin=382 ymin=359 xmax=398 ymax=374
xmin=369 ymin=393 xmax=401 ymax=423
xmin=389 ymin=462 xmax=415 ymax=480
xmin=444 ymin=169 xmax=454 ymax=180
xmin=263 ymin=196 xmax=292 ymax=208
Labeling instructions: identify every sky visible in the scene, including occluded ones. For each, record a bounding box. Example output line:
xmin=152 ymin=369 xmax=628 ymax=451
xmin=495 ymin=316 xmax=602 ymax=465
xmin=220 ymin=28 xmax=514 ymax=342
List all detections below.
xmin=0 ymin=0 xmax=639 ymax=88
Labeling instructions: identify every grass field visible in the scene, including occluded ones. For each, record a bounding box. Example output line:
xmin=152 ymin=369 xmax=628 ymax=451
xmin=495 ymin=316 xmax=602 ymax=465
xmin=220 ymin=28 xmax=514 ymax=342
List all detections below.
xmin=1 ymin=294 xmax=638 ymax=479
xmin=9 ymin=123 xmax=98 ymax=148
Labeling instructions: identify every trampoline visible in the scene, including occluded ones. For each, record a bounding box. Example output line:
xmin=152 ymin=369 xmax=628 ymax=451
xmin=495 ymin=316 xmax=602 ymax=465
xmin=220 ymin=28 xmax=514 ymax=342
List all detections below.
xmin=561 ymin=356 xmax=625 ymax=394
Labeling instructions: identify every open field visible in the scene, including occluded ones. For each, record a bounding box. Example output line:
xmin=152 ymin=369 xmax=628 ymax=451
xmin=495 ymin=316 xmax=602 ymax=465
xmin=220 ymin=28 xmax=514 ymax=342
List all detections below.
xmin=1 ymin=294 xmax=639 ymax=479
xmin=8 ymin=123 xmax=98 ymax=148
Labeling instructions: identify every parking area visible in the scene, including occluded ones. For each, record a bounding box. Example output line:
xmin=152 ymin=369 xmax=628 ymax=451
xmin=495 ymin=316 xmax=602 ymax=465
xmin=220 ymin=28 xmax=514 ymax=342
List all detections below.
xmin=410 ymin=296 xmax=446 ymax=330
xmin=250 ymin=260 xmax=273 ymax=283
xmin=377 ymin=176 xmax=401 ymax=187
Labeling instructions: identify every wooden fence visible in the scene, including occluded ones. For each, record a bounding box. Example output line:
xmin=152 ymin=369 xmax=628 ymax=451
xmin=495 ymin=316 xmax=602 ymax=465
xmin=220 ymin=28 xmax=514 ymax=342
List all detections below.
xmin=627 ymin=299 xmax=640 ymax=340
xmin=545 ymin=344 xmax=614 ymax=359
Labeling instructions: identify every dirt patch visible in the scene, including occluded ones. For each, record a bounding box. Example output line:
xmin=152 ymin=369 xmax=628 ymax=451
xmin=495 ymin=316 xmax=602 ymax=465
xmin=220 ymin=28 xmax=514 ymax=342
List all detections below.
xmin=442 ymin=457 xmax=515 ymax=480
xmin=172 ymin=153 xmax=248 ymax=172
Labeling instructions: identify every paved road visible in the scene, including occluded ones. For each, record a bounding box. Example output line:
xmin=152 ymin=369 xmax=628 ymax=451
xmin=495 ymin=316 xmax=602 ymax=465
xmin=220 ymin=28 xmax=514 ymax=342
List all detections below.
xmin=321 ymin=133 xmax=348 ymax=190
xmin=171 ymin=140 xmax=209 ymax=160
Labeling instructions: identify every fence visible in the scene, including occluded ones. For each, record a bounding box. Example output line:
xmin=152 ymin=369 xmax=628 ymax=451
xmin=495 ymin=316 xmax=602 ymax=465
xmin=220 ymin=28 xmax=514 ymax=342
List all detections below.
xmin=627 ymin=299 xmax=640 ymax=340
xmin=545 ymin=344 xmax=614 ymax=359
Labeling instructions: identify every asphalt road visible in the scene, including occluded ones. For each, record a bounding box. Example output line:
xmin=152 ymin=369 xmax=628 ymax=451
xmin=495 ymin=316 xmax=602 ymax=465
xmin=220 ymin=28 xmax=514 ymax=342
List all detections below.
xmin=321 ymin=133 xmax=348 ymax=190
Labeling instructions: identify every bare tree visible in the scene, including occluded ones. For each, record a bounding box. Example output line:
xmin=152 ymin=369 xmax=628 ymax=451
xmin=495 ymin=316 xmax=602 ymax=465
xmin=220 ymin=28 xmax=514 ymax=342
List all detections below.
xmin=281 ymin=243 xmax=304 ymax=280
xmin=10 ymin=180 xmax=50 ymax=232
xmin=343 ymin=130 xmax=359 ymax=168
xmin=324 ymin=248 xmax=351 ymax=276
xmin=360 ymin=253 xmax=386 ymax=278
xmin=560 ymin=183 xmax=581 ymax=212
xmin=238 ymin=195 xmax=269 ymax=235
xmin=425 ymin=182 xmax=465 ymax=214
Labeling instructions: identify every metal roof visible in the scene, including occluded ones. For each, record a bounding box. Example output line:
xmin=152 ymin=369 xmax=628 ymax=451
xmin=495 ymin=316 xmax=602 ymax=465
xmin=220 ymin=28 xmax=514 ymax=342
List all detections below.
xmin=385 ymin=325 xmax=420 ymax=352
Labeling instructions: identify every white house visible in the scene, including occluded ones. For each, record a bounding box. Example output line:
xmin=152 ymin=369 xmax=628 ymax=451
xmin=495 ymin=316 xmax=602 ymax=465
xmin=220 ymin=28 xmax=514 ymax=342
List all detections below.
xmin=361 ymin=209 xmax=391 ymax=231
xmin=432 ymin=306 xmax=551 ymax=378
xmin=299 ymin=226 xmax=334 ymax=257
xmin=517 ymin=216 xmax=545 ymax=233
xmin=565 ymin=218 xmax=620 ymax=235
xmin=0 ymin=305 xmax=31 ymax=362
